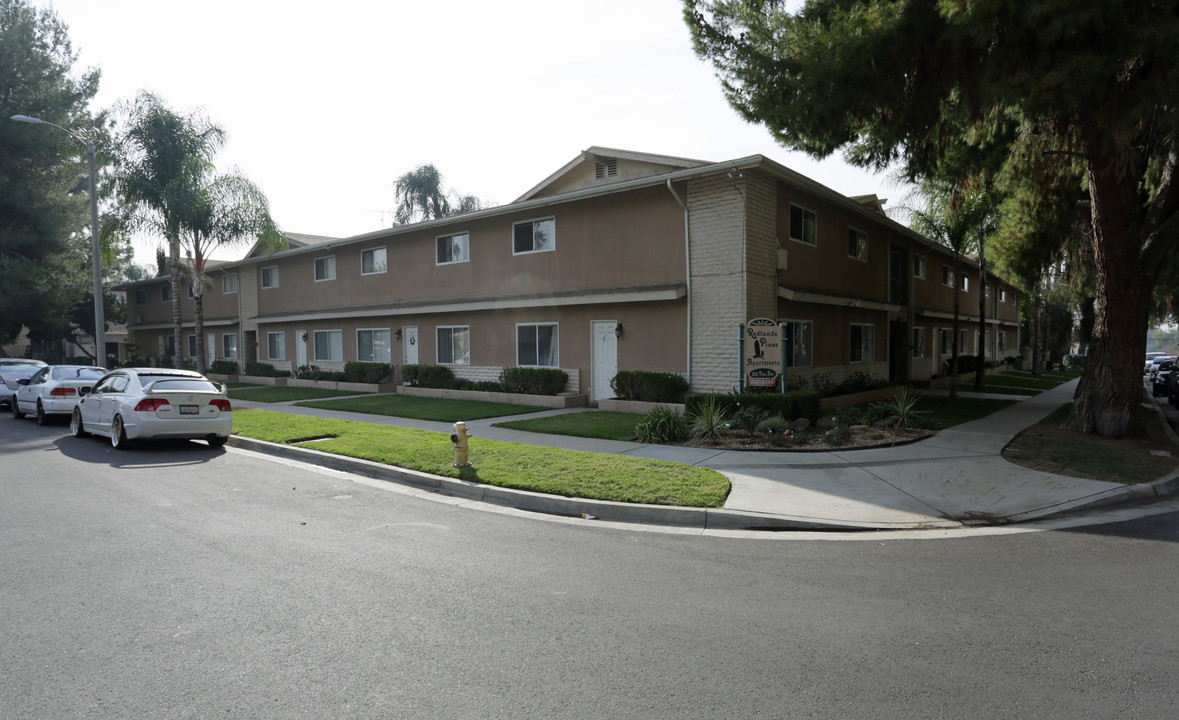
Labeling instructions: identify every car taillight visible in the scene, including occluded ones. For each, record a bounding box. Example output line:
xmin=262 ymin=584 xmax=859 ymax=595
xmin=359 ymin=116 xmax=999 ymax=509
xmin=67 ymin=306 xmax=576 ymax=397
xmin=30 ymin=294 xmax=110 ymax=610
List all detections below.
xmin=50 ymin=388 xmax=77 ymax=397
xmin=210 ymin=399 xmax=232 ymax=412
xmin=134 ymin=398 xmax=170 ymax=411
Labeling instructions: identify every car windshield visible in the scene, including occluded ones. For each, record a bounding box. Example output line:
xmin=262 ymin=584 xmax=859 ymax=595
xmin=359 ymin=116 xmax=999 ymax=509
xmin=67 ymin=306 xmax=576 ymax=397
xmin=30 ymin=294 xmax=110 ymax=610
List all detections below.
xmin=146 ymin=379 xmax=221 ymax=393
xmin=51 ymin=367 xmax=106 ymax=380
xmin=0 ymin=361 xmax=46 ymax=374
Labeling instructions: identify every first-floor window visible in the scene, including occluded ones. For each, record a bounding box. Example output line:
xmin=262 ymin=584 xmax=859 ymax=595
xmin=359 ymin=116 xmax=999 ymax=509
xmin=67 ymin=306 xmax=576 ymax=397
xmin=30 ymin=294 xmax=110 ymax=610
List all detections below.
xmin=959 ymin=328 xmax=971 ymax=354
xmin=268 ymin=331 xmax=286 ymax=360
xmin=222 ymin=333 xmax=238 ymax=360
xmin=939 ymin=328 xmax=954 ymax=356
xmin=912 ymin=327 xmax=926 ymax=358
xmin=783 ymin=320 xmax=812 ymax=368
xmin=187 ymin=334 xmax=198 ymax=358
xmin=516 ymin=323 xmax=559 ymax=367
xmin=984 ymin=329 xmax=991 ymax=357
xmin=437 ymin=326 xmax=470 ymax=365
xmin=357 ymin=329 xmax=391 ymax=363
xmin=850 ymin=323 xmax=875 ymax=363
xmin=314 ymin=330 xmax=343 ymax=362
xmin=999 ymin=331 xmax=1008 ymax=352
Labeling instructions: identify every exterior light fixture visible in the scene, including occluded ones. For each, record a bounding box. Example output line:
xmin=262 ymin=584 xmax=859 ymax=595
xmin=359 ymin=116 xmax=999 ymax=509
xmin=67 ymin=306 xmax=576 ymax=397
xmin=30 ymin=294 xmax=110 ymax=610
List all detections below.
xmin=615 ymin=323 xmax=623 ymax=339
xmin=395 ymin=329 xmax=402 ymax=341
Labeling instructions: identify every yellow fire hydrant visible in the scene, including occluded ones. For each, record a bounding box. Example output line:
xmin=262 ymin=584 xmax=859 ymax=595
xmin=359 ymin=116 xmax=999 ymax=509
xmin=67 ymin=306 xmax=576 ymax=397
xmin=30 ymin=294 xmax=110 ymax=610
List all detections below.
xmin=450 ymin=421 xmax=471 ymax=468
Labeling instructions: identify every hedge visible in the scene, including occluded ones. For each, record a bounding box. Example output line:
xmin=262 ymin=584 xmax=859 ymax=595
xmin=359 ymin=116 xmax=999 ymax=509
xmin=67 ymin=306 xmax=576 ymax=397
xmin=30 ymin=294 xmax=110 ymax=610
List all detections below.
xmin=402 ymin=363 xmax=458 ymax=388
xmin=611 ymin=370 xmax=689 ymax=403
xmin=684 ymin=390 xmax=821 ymax=424
xmin=245 ymin=362 xmax=291 ymax=378
xmin=499 ymin=367 xmax=568 ymax=395
xmin=344 ymin=361 xmax=393 ymax=383
xmin=209 ymin=360 xmax=239 ymax=375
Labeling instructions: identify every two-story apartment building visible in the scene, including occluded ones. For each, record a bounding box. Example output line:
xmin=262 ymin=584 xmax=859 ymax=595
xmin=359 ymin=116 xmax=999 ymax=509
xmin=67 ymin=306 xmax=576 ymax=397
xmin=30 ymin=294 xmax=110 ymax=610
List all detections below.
xmin=123 ymin=147 xmax=1020 ymax=400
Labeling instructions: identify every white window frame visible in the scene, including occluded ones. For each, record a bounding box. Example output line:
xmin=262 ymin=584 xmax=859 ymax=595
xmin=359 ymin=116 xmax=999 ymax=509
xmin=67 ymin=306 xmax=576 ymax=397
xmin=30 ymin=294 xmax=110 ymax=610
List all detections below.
xmin=267 ymin=331 xmax=286 ymax=361
xmin=313 ymin=330 xmax=343 ymax=362
xmin=999 ymin=331 xmax=1007 ymax=352
xmin=261 ymin=266 xmax=279 ymax=289
xmin=850 ymin=323 xmax=875 ymax=363
xmin=1000 ymin=287 xmax=1008 ymax=303
xmin=913 ymin=255 xmax=926 ymax=279
xmin=959 ymin=328 xmax=971 ymax=354
xmin=222 ymin=273 xmax=238 ymax=294
xmin=512 ymin=217 xmax=556 ymax=255
xmin=515 ymin=322 xmax=559 ymax=367
xmin=960 ymin=275 xmax=970 ymax=292
xmin=939 ymin=328 xmax=954 ymax=356
xmin=436 ymin=325 xmax=470 ymax=365
xmin=436 ymin=232 xmax=470 ymax=265
xmin=187 ymin=334 xmax=198 ymax=358
xmin=912 ymin=327 xmax=926 ymax=359
xmin=356 ymin=328 xmax=392 ymax=363
xmin=942 ymin=265 xmax=954 ymax=288
xmin=222 ymin=333 xmax=238 ymax=360
xmin=361 ymin=246 xmax=387 ymax=275
xmin=314 ymin=255 xmax=336 ymax=282
xmin=784 ymin=319 xmax=813 ymax=368
xmin=789 ymin=204 xmax=817 ymax=246
xmin=847 ymin=227 xmax=867 ymax=261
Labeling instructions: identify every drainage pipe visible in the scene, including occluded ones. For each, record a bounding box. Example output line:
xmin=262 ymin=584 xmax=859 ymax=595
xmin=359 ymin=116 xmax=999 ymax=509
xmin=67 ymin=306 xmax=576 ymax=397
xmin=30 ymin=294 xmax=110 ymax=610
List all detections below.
xmin=666 ymin=179 xmax=691 ymax=384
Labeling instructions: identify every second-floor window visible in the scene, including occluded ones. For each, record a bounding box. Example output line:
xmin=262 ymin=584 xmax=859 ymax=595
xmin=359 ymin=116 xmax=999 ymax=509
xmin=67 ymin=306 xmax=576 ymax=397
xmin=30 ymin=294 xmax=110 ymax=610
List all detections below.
xmin=223 ymin=273 xmax=238 ymax=294
xmin=134 ymin=289 xmax=146 ymax=305
xmin=942 ymin=265 xmax=954 ymax=287
xmin=161 ymin=285 xmax=171 ymax=302
xmin=362 ymin=247 xmax=387 ymax=275
xmin=847 ymin=228 xmax=867 ymax=261
xmin=513 ymin=218 xmax=555 ymax=254
xmin=262 ymin=266 xmax=279 ymax=288
xmin=1000 ymin=287 xmax=1008 ymax=303
xmin=437 ymin=233 xmax=469 ymax=264
xmin=959 ymin=275 xmax=970 ymax=292
xmin=789 ymin=204 xmax=817 ymax=246
xmin=913 ymin=256 xmax=926 ymax=279
xmin=315 ymin=256 xmax=336 ymax=282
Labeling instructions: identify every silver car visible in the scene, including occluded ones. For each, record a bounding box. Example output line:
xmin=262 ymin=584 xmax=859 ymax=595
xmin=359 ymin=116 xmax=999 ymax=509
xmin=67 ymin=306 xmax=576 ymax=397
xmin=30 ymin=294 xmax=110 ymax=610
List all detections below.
xmin=12 ymin=364 xmax=106 ymax=425
xmin=0 ymin=358 xmax=48 ymax=411
xmin=70 ymin=368 xmax=233 ymax=449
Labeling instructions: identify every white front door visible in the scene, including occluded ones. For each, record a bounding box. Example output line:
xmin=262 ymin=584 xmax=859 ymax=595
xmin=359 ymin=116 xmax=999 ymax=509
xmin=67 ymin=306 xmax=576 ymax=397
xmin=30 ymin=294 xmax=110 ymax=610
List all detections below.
xmin=207 ymin=333 xmax=216 ymax=366
xmin=296 ymin=329 xmax=307 ymax=368
xmin=403 ymin=326 xmax=418 ymax=365
xmin=591 ymin=320 xmax=618 ymax=402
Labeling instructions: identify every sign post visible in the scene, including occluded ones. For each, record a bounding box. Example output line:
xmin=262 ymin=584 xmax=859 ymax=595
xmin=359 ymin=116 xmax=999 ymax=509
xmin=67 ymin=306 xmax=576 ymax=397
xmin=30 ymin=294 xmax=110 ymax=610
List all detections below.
xmin=740 ymin=318 xmax=786 ymax=393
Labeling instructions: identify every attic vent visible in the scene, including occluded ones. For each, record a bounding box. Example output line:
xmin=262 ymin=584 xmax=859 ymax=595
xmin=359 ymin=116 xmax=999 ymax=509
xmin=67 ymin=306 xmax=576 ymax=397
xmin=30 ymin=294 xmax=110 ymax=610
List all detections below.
xmin=594 ymin=160 xmax=618 ymax=180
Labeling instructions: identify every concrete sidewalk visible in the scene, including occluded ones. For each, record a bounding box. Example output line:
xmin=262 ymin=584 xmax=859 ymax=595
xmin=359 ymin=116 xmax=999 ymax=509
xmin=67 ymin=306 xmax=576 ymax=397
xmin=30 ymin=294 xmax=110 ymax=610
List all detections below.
xmin=230 ymin=378 xmax=1179 ymax=530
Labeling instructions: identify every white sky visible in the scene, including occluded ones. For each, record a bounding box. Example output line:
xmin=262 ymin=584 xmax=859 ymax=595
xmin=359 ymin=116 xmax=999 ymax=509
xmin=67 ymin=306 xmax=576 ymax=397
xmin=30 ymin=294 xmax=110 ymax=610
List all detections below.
xmin=39 ymin=0 xmax=906 ymax=264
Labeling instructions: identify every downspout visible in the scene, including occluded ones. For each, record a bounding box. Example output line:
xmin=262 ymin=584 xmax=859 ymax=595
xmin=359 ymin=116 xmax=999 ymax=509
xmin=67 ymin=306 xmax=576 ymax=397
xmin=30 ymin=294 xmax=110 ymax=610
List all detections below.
xmin=666 ymin=179 xmax=691 ymax=384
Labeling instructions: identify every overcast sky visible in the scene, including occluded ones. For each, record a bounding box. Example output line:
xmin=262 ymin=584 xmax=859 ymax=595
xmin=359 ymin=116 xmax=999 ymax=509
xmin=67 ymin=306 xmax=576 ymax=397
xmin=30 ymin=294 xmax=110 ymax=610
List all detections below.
xmin=39 ymin=0 xmax=906 ymax=263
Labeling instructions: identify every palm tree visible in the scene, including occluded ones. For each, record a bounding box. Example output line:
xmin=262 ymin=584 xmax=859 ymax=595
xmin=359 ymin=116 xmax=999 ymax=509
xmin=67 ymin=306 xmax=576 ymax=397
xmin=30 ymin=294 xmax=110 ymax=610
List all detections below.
xmin=182 ymin=169 xmax=284 ymax=373
xmin=392 ymin=164 xmax=484 ymax=224
xmin=112 ymin=91 xmax=225 ymax=368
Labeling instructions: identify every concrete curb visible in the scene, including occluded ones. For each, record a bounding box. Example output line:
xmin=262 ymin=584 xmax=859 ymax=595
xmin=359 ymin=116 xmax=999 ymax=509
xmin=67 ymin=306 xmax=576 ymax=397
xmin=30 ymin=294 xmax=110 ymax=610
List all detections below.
xmin=227 ymin=436 xmax=904 ymax=531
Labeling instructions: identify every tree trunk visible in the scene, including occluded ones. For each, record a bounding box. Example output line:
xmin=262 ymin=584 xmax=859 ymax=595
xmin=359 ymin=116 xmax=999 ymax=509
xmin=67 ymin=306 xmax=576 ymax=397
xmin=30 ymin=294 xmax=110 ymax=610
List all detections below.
xmin=1066 ymin=148 xmax=1151 ymax=437
xmin=975 ymin=253 xmax=987 ymax=392
xmin=950 ymin=257 xmax=961 ymax=398
xmin=1031 ymin=295 xmax=1042 ymax=376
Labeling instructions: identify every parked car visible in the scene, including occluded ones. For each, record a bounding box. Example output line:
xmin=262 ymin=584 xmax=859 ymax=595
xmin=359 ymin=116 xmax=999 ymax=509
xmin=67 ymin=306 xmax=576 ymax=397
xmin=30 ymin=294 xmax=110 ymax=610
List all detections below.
xmin=70 ymin=368 xmax=232 ymax=449
xmin=1148 ymin=356 xmax=1175 ymax=382
xmin=12 ymin=364 xmax=106 ymax=425
xmin=0 ymin=358 xmax=48 ymax=411
xmin=1145 ymin=351 xmax=1168 ymax=374
xmin=1152 ymin=359 xmax=1175 ymax=396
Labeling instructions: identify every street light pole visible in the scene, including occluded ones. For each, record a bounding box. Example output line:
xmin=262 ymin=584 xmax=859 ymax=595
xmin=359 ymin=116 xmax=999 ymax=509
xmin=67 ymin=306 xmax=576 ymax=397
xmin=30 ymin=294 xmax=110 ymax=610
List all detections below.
xmin=10 ymin=114 xmax=106 ymax=368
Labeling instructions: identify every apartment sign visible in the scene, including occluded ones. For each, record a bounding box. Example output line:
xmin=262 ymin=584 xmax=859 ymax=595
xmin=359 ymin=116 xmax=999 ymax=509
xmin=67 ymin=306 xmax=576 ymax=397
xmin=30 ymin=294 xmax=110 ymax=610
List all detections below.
xmin=740 ymin=318 xmax=785 ymax=390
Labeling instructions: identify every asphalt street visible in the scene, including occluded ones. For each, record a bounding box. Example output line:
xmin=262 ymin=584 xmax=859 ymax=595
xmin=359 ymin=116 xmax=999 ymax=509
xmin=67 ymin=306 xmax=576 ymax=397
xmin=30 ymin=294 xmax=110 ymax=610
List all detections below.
xmin=3 ymin=416 xmax=1179 ymax=719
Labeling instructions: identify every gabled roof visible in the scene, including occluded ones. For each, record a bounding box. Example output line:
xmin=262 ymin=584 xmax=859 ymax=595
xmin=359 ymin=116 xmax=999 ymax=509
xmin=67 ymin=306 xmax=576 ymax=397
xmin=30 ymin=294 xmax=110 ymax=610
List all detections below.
xmin=514 ymin=146 xmax=712 ymax=202
xmin=243 ymin=232 xmax=337 ymax=259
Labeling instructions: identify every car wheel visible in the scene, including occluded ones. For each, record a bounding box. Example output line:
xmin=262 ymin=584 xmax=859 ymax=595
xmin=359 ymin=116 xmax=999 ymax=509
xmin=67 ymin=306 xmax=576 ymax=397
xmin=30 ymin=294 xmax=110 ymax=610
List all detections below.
xmin=12 ymin=395 xmax=24 ymax=419
xmin=70 ymin=408 xmax=88 ymax=437
xmin=35 ymin=401 xmax=48 ymax=426
xmin=207 ymin=435 xmax=228 ymax=448
xmin=110 ymin=414 xmax=130 ymax=450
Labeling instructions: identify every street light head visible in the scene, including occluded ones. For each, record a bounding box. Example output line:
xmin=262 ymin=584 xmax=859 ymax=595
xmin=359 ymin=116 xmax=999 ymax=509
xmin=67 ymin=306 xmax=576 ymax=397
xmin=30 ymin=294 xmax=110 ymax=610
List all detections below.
xmin=10 ymin=114 xmax=44 ymax=124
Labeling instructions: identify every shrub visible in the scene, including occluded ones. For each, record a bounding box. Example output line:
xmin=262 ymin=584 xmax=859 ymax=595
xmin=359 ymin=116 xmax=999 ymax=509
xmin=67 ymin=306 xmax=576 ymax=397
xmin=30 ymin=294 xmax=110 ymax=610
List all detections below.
xmin=209 ymin=360 xmax=238 ymax=375
xmin=685 ymin=390 xmax=821 ymax=425
xmin=244 ymin=362 xmax=291 ymax=378
xmin=872 ymin=389 xmax=930 ymax=429
xmin=295 ymin=365 xmax=345 ymax=381
xmin=822 ymin=426 xmax=851 ymax=445
xmin=728 ymin=405 xmax=770 ymax=433
xmin=634 ymin=406 xmax=688 ymax=444
xmin=499 ymin=367 xmax=568 ymax=395
xmin=610 ymin=371 xmax=690 ymax=403
xmin=402 ymin=364 xmax=457 ymax=388
xmin=344 ymin=361 xmax=393 ymax=384
xmin=688 ymin=396 xmax=729 ymax=442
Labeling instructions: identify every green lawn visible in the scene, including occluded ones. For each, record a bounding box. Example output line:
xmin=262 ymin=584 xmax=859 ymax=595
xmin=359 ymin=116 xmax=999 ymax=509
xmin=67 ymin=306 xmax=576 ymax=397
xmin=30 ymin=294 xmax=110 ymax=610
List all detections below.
xmin=912 ymin=396 xmax=1019 ymax=429
xmin=493 ymin=411 xmax=641 ymax=441
xmin=984 ymin=372 xmax=1068 ymax=390
xmin=297 ymin=394 xmax=546 ymax=422
xmin=227 ymin=386 xmax=369 ymax=402
xmin=232 ymin=409 xmax=730 ymax=508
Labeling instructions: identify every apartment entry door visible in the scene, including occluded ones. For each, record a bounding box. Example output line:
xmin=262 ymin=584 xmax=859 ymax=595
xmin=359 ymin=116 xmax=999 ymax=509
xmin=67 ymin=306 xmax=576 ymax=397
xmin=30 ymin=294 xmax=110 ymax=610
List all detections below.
xmin=403 ymin=326 xmax=418 ymax=365
xmin=296 ymin=329 xmax=307 ymax=368
xmin=591 ymin=320 xmax=618 ymax=403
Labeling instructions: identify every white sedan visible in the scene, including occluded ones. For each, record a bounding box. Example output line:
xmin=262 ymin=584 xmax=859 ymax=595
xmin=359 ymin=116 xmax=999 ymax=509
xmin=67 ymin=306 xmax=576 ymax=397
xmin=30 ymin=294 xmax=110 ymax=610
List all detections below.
xmin=12 ymin=364 xmax=106 ymax=425
xmin=70 ymin=368 xmax=233 ymax=449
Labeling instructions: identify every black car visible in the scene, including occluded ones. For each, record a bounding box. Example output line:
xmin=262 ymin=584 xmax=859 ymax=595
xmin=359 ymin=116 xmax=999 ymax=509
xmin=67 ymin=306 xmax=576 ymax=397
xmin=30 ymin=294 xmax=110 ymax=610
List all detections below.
xmin=1152 ymin=359 xmax=1175 ymax=396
